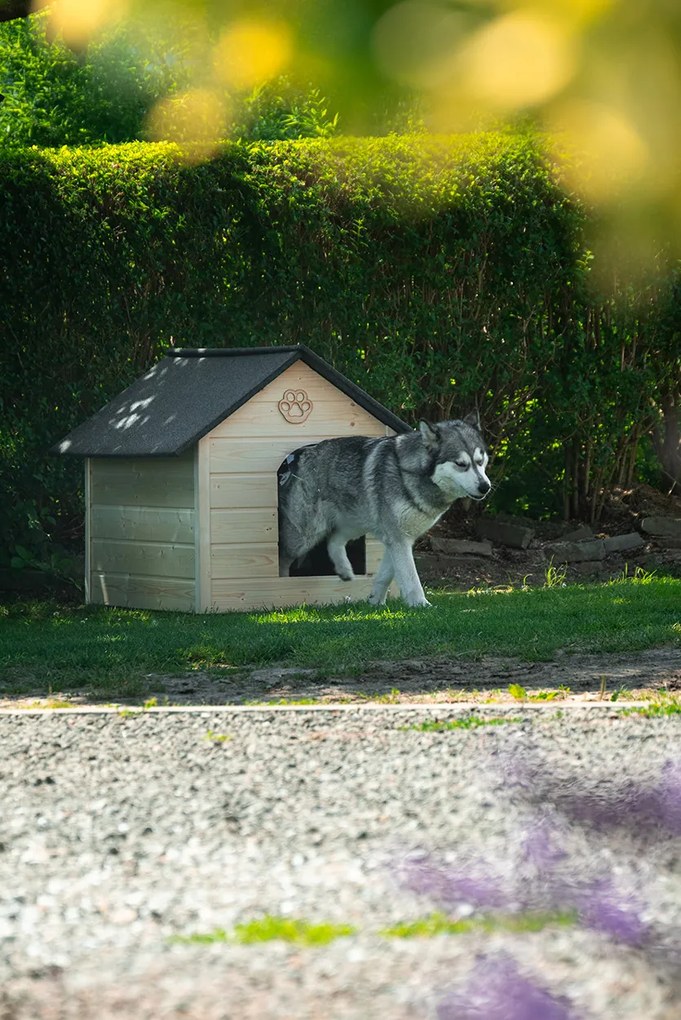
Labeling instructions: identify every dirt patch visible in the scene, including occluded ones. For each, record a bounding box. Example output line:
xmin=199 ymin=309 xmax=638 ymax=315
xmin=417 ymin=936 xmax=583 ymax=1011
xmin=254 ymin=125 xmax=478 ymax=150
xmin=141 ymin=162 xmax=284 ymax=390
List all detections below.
xmin=3 ymin=647 xmax=679 ymax=710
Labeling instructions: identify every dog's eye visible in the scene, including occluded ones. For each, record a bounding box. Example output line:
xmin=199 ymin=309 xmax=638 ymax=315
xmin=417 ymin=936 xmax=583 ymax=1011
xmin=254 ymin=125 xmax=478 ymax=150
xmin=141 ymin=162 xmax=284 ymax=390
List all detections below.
xmin=455 ymin=460 xmax=469 ymax=469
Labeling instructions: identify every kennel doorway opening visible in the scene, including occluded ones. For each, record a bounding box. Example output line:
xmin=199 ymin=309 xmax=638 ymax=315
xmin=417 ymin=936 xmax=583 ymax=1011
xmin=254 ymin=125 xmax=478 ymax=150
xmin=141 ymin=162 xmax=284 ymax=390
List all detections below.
xmin=286 ymin=537 xmax=366 ymax=578
xmin=276 ymin=452 xmax=366 ymax=578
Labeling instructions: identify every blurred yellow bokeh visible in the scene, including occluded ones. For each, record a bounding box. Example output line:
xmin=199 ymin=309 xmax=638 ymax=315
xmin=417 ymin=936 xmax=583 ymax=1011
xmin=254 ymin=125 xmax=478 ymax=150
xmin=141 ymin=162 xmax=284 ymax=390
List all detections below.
xmin=213 ymin=19 xmax=292 ymax=91
xmin=145 ymin=88 xmax=228 ymax=157
xmin=459 ymin=12 xmax=577 ymax=110
xmin=548 ymin=100 xmax=650 ymax=202
xmin=372 ymin=2 xmax=469 ymax=89
xmin=33 ymin=0 xmax=128 ymax=47
xmin=502 ymin=0 xmax=614 ymax=30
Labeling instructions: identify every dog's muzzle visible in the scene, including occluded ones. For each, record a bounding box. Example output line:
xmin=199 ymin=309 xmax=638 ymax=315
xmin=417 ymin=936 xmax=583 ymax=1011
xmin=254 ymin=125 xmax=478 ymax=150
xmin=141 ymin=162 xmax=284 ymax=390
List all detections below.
xmin=470 ymin=477 xmax=491 ymax=500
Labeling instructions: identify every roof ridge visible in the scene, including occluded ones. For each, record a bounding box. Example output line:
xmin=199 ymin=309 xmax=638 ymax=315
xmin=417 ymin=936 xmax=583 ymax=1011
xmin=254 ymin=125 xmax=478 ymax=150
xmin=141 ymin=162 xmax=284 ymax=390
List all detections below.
xmin=167 ymin=345 xmax=305 ymax=358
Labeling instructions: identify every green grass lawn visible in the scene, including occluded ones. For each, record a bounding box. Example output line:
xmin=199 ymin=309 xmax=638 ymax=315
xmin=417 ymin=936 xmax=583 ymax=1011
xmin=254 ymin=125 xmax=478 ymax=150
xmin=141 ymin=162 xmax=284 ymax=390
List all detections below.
xmin=1 ymin=574 xmax=679 ymax=698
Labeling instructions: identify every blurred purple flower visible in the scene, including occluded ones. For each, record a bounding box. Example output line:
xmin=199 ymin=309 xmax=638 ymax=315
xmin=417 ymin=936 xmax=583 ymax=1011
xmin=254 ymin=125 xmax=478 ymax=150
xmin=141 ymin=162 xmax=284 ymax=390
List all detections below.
xmin=494 ymin=748 xmax=541 ymax=791
xmin=577 ymin=877 xmax=649 ymax=947
xmin=398 ymin=852 xmax=509 ymax=911
xmin=556 ymin=782 xmax=662 ymax=832
xmin=524 ymin=759 xmax=681 ymax=840
xmin=436 ymin=954 xmax=579 ymax=1020
xmin=655 ymin=759 xmax=681 ymax=835
xmin=522 ymin=818 xmax=567 ymax=870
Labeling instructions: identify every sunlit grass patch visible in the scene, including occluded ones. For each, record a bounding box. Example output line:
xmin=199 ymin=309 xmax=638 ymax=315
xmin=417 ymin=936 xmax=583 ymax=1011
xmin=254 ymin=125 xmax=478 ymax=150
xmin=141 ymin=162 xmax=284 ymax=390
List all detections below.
xmin=619 ymin=696 xmax=681 ymax=719
xmin=204 ymin=729 xmax=231 ymax=743
xmin=19 ymin=698 xmax=75 ymax=710
xmin=234 ymin=916 xmax=356 ymax=945
xmin=381 ymin=913 xmax=473 ymax=937
xmin=170 ymin=916 xmax=356 ymax=946
xmin=507 ymin=684 xmax=567 ymax=702
xmin=180 ymin=643 xmax=237 ymax=668
xmin=254 ymin=605 xmax=408 ymax=625
xmin=245 ymin=697 xmax=322 ymax=706
xmin=169 ymin=928 xmax=230 ymax=945
xmin=402 ymin=716 xmax=524 ymax=732
xmin=361 ymin=687 xmax=403 ymax=703
xmin=380 ymin=910 xmax=577 ymax=939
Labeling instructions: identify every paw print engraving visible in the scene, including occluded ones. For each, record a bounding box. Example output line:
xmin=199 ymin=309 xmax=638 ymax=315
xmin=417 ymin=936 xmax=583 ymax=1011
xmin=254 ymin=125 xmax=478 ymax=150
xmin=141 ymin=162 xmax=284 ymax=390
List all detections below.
xmin=278 ymin=389 xmax=313 ymax=424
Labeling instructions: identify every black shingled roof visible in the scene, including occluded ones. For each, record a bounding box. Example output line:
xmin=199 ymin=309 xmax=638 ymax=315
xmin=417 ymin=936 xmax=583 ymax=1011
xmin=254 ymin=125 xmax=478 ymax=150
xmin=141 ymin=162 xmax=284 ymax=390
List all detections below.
xmin=54 ymin=345 xmax=411 ymax=457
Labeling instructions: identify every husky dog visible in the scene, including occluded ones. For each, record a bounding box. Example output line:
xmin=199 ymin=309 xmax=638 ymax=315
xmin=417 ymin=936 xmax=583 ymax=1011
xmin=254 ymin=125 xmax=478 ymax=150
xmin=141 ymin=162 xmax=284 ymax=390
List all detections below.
xmin=278 ymin=414 xmax=490 ymax=607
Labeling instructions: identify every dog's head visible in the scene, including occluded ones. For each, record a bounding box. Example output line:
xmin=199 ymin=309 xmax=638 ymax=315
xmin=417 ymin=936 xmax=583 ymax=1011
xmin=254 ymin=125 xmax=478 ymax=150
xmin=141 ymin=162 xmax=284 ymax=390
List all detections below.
xmin=420 ymin=413 xmax=491 ymax=501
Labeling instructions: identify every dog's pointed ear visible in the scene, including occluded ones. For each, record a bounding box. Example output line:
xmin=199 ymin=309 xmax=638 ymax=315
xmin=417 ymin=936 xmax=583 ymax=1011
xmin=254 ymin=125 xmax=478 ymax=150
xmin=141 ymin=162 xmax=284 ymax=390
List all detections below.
xmin=463 ymin=410 xmax=482 ymax=433
xmin=419 ymin=420 xmax=440 ymax=449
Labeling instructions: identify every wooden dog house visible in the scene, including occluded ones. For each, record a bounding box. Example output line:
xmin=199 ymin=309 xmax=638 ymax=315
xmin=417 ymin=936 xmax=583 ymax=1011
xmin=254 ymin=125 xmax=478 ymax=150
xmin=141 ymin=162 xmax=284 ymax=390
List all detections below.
xmin=55 ymin=346 xmax=409 ymax=612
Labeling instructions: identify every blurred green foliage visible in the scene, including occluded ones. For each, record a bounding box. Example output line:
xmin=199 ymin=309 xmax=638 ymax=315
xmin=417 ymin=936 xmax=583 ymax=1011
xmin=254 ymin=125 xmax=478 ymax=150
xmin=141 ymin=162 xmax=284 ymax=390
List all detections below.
xmin=0 ymin=13 xmax=339 ymax=146
xmin=1 ymin=133 xmax=678 ymax=577
xmin=231 ymin=78 xmax=339 ymax=141
xmin=0 ymin=13 xmax=183 ymax=144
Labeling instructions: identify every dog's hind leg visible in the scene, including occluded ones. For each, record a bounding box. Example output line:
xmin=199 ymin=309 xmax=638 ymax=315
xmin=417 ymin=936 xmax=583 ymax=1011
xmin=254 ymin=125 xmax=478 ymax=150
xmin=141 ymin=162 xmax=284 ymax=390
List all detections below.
xmin=367 ymin=548 xmax=394 ymax=605
xmin=277 ymin=519 xmax=296 ymax=577
xmin=327 ymin=532 xmax=355 ymax=582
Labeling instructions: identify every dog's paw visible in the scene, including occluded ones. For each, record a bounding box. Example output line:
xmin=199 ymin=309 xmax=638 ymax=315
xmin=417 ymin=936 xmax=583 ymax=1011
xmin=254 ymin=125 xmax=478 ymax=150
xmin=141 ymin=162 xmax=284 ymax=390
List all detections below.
xmin=338 ymin=570 xmax=355 ymax=582
xmin=406 ymin=596 xmax=432 ymax=608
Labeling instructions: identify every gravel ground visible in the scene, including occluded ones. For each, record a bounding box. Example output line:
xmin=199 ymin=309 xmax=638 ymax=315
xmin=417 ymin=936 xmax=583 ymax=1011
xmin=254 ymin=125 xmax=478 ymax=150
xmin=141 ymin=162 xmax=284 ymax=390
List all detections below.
xmin=1 ymin=704 xmax=680 ymax=1019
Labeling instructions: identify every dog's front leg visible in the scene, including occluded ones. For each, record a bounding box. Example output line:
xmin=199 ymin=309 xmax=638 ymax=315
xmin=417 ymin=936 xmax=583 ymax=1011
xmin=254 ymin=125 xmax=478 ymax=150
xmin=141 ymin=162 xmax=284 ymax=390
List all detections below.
xmin=278 ymin=551 xmax=293 ymax=577
xmin=388 ymin=540 xmax=431 ymax=607
xmin=327 ymin=532 xmax=355 ymax=581
xmin=367 ymin=548 xmax=394 ymax=605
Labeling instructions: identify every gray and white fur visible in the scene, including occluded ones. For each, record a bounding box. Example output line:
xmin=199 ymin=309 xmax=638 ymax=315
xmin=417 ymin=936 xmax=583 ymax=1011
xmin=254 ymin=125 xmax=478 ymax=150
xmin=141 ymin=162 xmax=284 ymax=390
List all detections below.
xmin=278 ymin=414 xmax=491 ymax=607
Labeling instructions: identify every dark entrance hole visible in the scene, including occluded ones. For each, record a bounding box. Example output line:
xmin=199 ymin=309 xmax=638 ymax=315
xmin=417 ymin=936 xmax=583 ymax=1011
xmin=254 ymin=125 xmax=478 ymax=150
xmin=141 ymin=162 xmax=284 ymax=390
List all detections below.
xmin=288 ymin=537 xmax=366 ymax=578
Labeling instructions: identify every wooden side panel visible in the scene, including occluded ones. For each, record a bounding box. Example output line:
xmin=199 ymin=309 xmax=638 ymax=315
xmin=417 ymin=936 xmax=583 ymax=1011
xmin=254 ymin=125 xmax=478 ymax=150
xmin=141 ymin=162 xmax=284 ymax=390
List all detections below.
xmin=91 ymin=540 xmax=195 ymax=579
xmin=211 ymin=543 xmax=279 ymax=579
xmin=87 ymin=455 xmax=196 ymax=611
xmin=208 ymin=437 xmax=315 ymax=474
xmin=210 ymin=575 xmax=378 ymax=612
xmin=84 ymin=460 xmax=92 ymax=604
xmin=210 ymin=473 xmax=277 ymax=509
xmin=195 ymin=439 xmax=211 ymax=614
xmin=90 ymin=506 xmax=194 ymax=544
xmin=89 ymin=573 xmax=195 ymax=612
xmin=90 ymin=456 xmax=194 ymax=508
xmin=210 ymin=508 xmax=277 ymax=545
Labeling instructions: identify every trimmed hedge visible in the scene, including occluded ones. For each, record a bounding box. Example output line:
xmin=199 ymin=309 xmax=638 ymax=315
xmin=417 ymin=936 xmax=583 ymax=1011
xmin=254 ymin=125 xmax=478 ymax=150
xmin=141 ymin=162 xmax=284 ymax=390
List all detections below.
xmin=0 ymin=134 xmax=676 ymax=569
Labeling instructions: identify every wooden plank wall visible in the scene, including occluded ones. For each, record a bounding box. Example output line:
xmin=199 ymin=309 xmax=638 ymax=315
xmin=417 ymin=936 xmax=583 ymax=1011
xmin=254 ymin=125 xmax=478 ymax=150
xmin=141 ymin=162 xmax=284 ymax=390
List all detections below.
xmin=88 ymin=455 xmax=196 ymax=611
xmin=201 ymin=362 xmax=393 ymax=612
